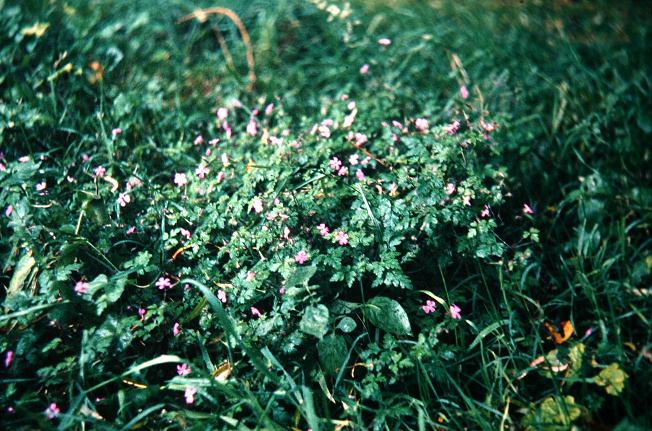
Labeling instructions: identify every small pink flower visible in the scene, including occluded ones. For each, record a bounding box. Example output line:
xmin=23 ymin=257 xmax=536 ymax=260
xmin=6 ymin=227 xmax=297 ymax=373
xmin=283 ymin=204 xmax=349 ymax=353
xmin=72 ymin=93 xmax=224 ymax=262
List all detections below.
xmin=223 ymin=123 xmax=232 ymax=139
xmin=460 ymin=85 xmax=469 ymax=99
xmin=45 ymin=403 xmax=60 ymax=419
xmin=415 ymin=118 xmax=429 ymax=132
xmin=112 ymin=128 xmax=122 ymax=138
xmin=217 ymin=289 xmax=227 ymax=303
xmin=337 ymin=166 xmax=349 ymax=176
xmin=335 ymin=231 xmax=349 ymax=245
xmin=317 ymin=223 xmax=329 ymax=236
xmin=362 ymin=156 xmax=371 ymax=166
xmin=295 ymin=250 xmax=309 ymax=264
xmin=180 ymin=228 xmax=191 ymax=239
xmin=246 ymin=271 xmax=256 ymax=282
xmin=523 ymin=203 xmax=534 ymax=215
xmin=193 ymin=135 xmax=204 ymax=146
xmin=217 ymin=107 xmax=229 ymax=120
xmin=480 ymin=205 xmax=490 ymax=218
xmin=584 ymin=328 xmax=593 ymax=337
xmin=216 ymin=171 xmax=225 ymax=183
xmin=36 ymin=181 xmax=47 ymax=191
xmin=355 ymin=169 xmax=365 ymax=181
xmin=279 ymin=287 xmax=285 ymax=295
xmin=283 ymin=226 xmax=291 ymax=240
xmin=481 ymin=120 xmax=495 ymax=132
xmin=355 ymin=133 xmax=368 ymax=145
xmin=94 ymin=165 xmax=106 ymax=178
xmin=19 ymin=156 xmax=30 ymax=163
xmin=4 ymin=350 xmax=14 ymax=368
xmin=378 ymin=38 xmax=391 ymax=46
xmin=177 ymin=363 xmax=191 ymax=376
xmin=117 ymin=193 xmax=131 ymax=207
xmin=209 ymin=138 xmax=219 ymax=146
xmin=174 ymin=173 xmax=188 ymax=187
xmin=0 ymin=163 xmax=5 ymax=171
xmin=195 ymin=164 xmax=210 ymax=180
xmin=251 ymin=197 xmax=263 ymax=214
xmin=265 ymin=103 xmax=274 ymax=115
xmin=173 ymin=322 xmax=180 ymax=337
xmin=5 ymin=205 xmax=13 ymax=217
xmin=318 ymin=125 xmax=331 ymax=138
xmin=251 ymin=307 xmax=262 ymax=318
xmin=445 ymin=183 xmax=456 ymax=195
xmin=246 ymin=118 xmax=258 ymax=136
xmin=444 ymin=120 xmax=460 ymax=135
xmin=349 ymin=154 xmax=359 ymax=165
xmin=126 ymin=226 xmax=136 ymax=235
xmin=82 ymin=153 xmax=90 ymax=162
xmin=359 ymin=64 xmax=369 ymax=74
xmin=343 ymin=112 xmax=356 ymax=128
xmin=329 ymin=157 xmax=342 ymax=171
xmin=74 ymin=281 xmax=88 ymax=295
xmin=449 ymin=304 xmax=462 ymax=319
xmin=138 ymin=307 xmax=146 ymax=318
xmin=184 ymin=386 xmax=197 ymax=404
xmin=347 ymin=101 xmax=356 ymax=110
xmin=422 ymin=300 xmax=436 ymax=314
xmin=155 ymin=277 xmax=171 ymax=290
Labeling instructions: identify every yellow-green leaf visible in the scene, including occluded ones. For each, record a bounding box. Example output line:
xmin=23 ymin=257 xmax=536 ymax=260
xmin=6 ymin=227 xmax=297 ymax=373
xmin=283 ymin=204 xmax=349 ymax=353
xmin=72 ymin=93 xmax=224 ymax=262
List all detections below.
xmin=21 ymin=22 xmax=50 ymax=37
xmin=594 ymin=363 xmax=628 ymax=396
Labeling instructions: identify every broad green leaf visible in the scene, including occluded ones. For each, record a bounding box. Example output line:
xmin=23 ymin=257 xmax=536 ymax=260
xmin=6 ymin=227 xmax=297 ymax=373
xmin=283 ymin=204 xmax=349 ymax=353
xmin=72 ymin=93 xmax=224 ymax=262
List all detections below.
xmin=7 ymin=251 xmax=35 ymax=299
xmin=364 ymin=296 xmax=411 ymax=336
xmin=299 ymin=304 xmax=329 ymax=339
xmin=521 ymin=395 xmax=583 ymax=431
xmin=594 ymin=363 xmax=628 ymax=396
xmin=336 ymin=316 xmax=357 ymax=333
xmin=318 ymin=334 xmax=348 ymax=375
xmin=286 ymin=265 xmax=317 ymax=288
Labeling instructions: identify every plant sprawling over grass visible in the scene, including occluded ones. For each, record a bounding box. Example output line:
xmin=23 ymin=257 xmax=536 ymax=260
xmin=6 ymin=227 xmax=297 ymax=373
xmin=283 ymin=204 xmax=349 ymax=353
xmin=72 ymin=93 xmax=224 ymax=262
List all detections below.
xmin=1 ymin=0 xmax=650 ymax=429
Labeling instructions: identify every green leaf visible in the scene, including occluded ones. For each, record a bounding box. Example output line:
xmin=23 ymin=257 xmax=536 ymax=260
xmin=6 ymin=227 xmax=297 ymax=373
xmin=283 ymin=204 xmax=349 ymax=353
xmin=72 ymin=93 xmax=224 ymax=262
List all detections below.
xmin=364 ymin=296 xmax=412 ymax=336
xmin=7 ymin=251 xmax=35 ymax=299
xmin=336 ymin=316 xmax=357 ymax=333
xmin=594 ymin=362 xmax=628 ymax=396
xmin=286 ymin=265 xmax=317 ymax=288
xmin=318 ymin=334 xmax=347 ymax=375
xmin=299 ymin=304 xmax=329 ymax=339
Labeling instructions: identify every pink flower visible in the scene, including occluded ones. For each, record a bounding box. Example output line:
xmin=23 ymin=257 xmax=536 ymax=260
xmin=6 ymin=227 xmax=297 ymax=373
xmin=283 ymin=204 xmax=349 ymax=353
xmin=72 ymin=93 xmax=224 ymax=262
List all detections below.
xmin=45 ymin=403 xmax=60 ymax=420
xmin=335 ymin=231 xmax=349 ymax=245
xmin=246 ymin=271 xmax=256 ymax=282
xmin=265 ymin=103 xmax=274 ymax=115
xmin=391 ymin=120 xmax=403 ymax=129
xmin=422 ymin=300 xmax=436 ymax=314
xmin=35 ymin=181 xmax=47 ymax=191
xmin=480 ymin=205 xmax=490 ymax=218
xmin=318 ymin=124 xmax=331 ymax=138
xmin=111 ymin=128 xmax=122 ymax=138
xmin=194 ymin=163 xmax=209 ymax=179
xmin=223 ymin=123 xmax=232 ymax=139
xmin=184 ymin=386 xmax=197 ymax=404
xmin=295 ymin=250 xmax=309 ymax=264
xmin=354 ymin=133 xmax=368 ymax=145
xmin=138 ymin=307 xmax=146 ymax=318
xmin=74 ymin=281 xmax=88 ymax=295
xmin=82 ymin=153 xmax=90 ymax=162
xmin=279 ymin=287 xmax=285 ymax=295
xmin=246 ymin=118 xmax=257 ymax=136
xmin=317 ymin=223 xmax=329 ymax=236
xmin=155 ymin=277 xmax=171 ymax=290
xmin=445 ymin=183 xmax=456 ymax=195
xmin=523 ymin=203 xmax=534 ymax=215
xmin=283 ymin=226 xmax=291 ymax=240
xmin=94 ymin=165 xmax=106 ymax=178
xmin=5 ymin=205 xmax=13 ymax=217
xmin=349 ymin=154 xmax=359 ymax=165
xmin=173 ymin=322 xmax=180 ymax=337
xmin=217 ymin=289 xmax=227 ymax=303
xmin=126 ymin=226 xmax=136 ymax=235
xmin=193 ymin=135 xmax=204 ymax=146
xmin=343 ymin=112 xmax=356 ymax=128
xmin=449 ymin=304 xmax=462 ymax=319
xmin=0 ymin=163 xmax=5 ymax=171
xmin=481 ymin=120 xmax=495 ymax=132
xmin=19 ymin=156 xmax=29 ymax=163
xmin=174 ymin=173 xmax=188 ymax=187
xmin=362 ymin=156 xmax=371 ymax=166
xmin=217 ymin=107 xmax=229 ymax=120
xmin=177 ymin=363 xmax=191 ymax=376
xmin=251 ymin=307 xmax=262 ymax=318
xmin=209 ymin=138 xmax=219 ymax=146
xmin=460 ymin=85 xmax=469 ymax=99
xmin=359 ymin=64 xmax=369 ymax=74
xmin=337 ymin=166 xmax=349 ymax=176
xmin=378 ymin=38 xmax=391 ymax=46
xmin=216 ymin=171 xmax=225 ymax=183
xmin=4 ymin=350 xmax=14 ymax=368
xmin=355 ymin=169 xmax=365 ymax=181
xmin=117 ymin=193 xmax=131 ymax=207
xmin=329 ymin=157 xmax=342 ymax=171
xmin=251 ymin=197 xmax=263 ymax=214
xmin=444 ymin=120 xmax=460 ymax=135
xmin=415 ymin=118 xmax=429 ymax=132
xmin=180 ymin=228 xmax=191 ymax=239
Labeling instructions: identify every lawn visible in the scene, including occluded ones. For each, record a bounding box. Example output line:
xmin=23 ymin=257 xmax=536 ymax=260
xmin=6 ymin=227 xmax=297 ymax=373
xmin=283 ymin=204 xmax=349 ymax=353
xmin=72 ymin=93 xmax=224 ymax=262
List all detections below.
xmin=1 ymin=0 xmax=651 ymax=429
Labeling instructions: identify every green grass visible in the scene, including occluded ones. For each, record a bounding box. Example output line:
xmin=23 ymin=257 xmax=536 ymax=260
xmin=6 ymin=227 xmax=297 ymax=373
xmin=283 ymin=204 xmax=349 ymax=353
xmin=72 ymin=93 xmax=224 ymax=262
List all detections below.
xmin=1 ymin=0 xmax=651 ymax=429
